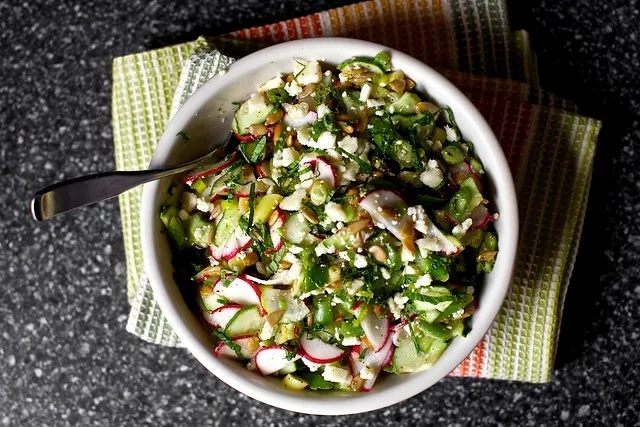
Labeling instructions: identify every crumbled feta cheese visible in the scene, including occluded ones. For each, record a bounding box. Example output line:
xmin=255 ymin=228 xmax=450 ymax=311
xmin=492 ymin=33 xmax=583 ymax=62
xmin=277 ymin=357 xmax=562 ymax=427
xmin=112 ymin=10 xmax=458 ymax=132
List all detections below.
xmin=324 ymin=202 xmax=347 ymax=222
xmin=354 ymin=254 xmax=368 ymax=269
xmin=342 ymin=336 xmax=360 ymax=346
xmin=388 ymin=293 xmax=409 ymax=319
xmin=403 ymin=265 xmax=419 ymax=275
xmin=388 ymin=297 xmax=402 ymax=320
xmin=196 ymin=198 xmax=212 ymax=213
xmin=288 ymin=245 xmax=304 ymax=254
xmin=337 ymin=135 xmax=359 ymax=154
xmin=323 ymin=365 xmax=352 ymax=385
xmin=317 ymin=103 xmax=331 ymax=118
xmin=338 ymin=251 xmax=351 ymax=261
xmin=292 ymin=59 xmax=322 ymax=85
xmin=415 ymin=274 xmax=433 ymax=288
xmin=375 ymin=109 xmax=385 ymax=116
xmin=359 ymin=365 xmax=376 ymax=380
xmin=283 ymin=102 xmax=310 ymax=123
xmin=366 ymin=98 xmax=385 ymax=108
xmin=420 ymin=159 xmax=444 ymax=188
xmin=284 ymin=79 xmax=302 ymax=97
xmin=315 ymin=243 xmax=336 ymax=257
xmin=401 ymin=246 xmax=416 ymax=262
xmin=452 ymin=218 xmax=473 ymax=238
xmin=359 ymin=83 xmax=372 ymax=102
xmin=380 ymin=267 xmax=391 ymax=280
xmin=258 ymin=74 xmax=285 ymax=92
xmin=341 ymin=160 xmax=360 ymax=182
xmin=444 ymin=125 xmax=458 ymax=142
xmin=278 ymin=147 xmax=299 ymax=168
xmin=409 ymin=205 xmax=462 ymax=255
xmin=279 ymin=189 xmax=307 ymax=211
xmin=297 ymin=126 xmax=336 ymax=149
xmin=301 ymin=357 xmax=324 ymax=372
xmin=259 ymin=321 xmax=277 ymax=340
xmin=316 ymin=131 xmax=337 ymax=149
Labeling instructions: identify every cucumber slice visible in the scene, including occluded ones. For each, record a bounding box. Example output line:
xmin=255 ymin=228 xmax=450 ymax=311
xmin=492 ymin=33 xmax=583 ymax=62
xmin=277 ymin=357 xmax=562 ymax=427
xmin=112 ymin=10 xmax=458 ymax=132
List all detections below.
xmin=392 ymin=338 xmax=429 ymax=373
xmin=337 ymin=57 xmax=385 ymax=74
xmin=214 ymin=202 xmax=240 ymax=246
xmin=412 ymin=300 xmax=445 ymax=323
xmin=231 ymin=92 xmax=274 ymax=135
xmin=224 ymin=305 xmax=264 ymax=337
xmin=200 ymin=285 xmax=225 ymax=312
xmin=253 ymin=194 xmax=283 ymax=224
xmin=283 ymin=212 xmax=310 ymax=244
xmin=389 ymin=92 xmax=421 ymax=115
xmin=282 ymin=373 xmax=308 ymax=390
xmin=187 ymin=213 xmax=215 ymax=247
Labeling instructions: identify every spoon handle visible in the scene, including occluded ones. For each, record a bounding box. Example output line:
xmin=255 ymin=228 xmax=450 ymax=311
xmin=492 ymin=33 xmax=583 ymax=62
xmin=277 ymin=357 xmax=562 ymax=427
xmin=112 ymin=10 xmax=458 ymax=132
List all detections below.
xmin=31 ymin=141 xmax=229 ymax=221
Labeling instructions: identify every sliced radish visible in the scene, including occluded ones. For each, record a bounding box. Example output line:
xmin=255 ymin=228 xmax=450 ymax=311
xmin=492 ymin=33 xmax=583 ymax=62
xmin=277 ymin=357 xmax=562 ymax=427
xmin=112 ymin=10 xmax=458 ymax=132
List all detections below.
xmin=213 ymin=276 xmax=263 ymax=310
xmin=391 ymin=321 xmax=409 ymax=346
xmin=268 ymin=210 xmax=286 ymax=252
xmin=349 ymin=336 xmax=395 ymax=391
xmin=469 ymin=204 xmax=494 ymax=230
xmin=299 ymin=333 xmax=345 ymax=363
xmin=256 ymin=161 xmax=270 ymax=178
xmin=215 ymin=228 xmax=253 ymax=261
xmin=233 ymin=130 xmax=260 ymax=142
xmin=449 ymin=161 xmax=483 ymax=191
xmin=202 ymin=304 xmax=242 ymax=329
xmin=183 ymin=152 xmax=239 ymax=183
xmin=209 ymin=187 xmax=230 ymax=203
xmin=284 ymin=110 xmax=317 ymax=128
xmin=359 ymin=189 xmax=415 ymax=254
xmin=254 ymin=346 xmax=299 ymax=376
xmin=353 ymin=305 xmax=391 ymax=352
xmin=234 ymin=182 xmax=264 ymax=198
xmin=300 ymin=156 xmax=337 ymax=188
xmin=214 ymin=334 xmax=259 ymax=359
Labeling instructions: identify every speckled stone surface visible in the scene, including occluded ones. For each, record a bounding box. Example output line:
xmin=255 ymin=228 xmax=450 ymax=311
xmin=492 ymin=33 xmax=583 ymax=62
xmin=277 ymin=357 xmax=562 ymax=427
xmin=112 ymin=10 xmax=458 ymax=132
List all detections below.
xmin=2 ymin=0 xmax=639 ymax=425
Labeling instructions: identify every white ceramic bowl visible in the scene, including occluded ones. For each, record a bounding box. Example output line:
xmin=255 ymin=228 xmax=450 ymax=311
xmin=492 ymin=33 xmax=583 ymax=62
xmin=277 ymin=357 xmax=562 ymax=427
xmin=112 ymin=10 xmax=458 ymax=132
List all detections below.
xmin=140 ymin=38 xmax=518 ymax=415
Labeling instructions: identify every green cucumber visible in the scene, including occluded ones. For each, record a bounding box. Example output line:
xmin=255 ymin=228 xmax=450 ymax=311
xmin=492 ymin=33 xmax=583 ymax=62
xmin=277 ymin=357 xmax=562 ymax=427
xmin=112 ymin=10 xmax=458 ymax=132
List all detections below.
xmin=224 ymin=305 xmax=264 ymax=337
xmin=389 ymin=92 xmax=421 ymax=115
xmin=283 ymin=212 xmax=310 ymax=244
xmin=187 ymin=213 xmax=215 ymax=247
xmin=337 ymin=57 xmax=385 ymax=74
xmin=214 ymin=201 xmax=240 ymax=246
xmin=231 ymin=92 xmax=274 ymax=135
xmin=448 ymin=177 xmax=484 ymax=222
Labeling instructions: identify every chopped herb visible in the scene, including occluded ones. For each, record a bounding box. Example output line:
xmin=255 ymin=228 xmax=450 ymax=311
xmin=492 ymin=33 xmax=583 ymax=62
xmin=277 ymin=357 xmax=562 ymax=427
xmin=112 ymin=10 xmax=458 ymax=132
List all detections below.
xmin=247 ymin=183 xmax=256 ymax=227
xmin=176 ymin=131 xmax=191 ymax=143
xmin=293 ymin=59 xmax=307 ymax=81
xmin=266 ymin=88 xmax=290 ymax=106
xmin=266 ymin=246 xmax=286 ymax=275
xmin=250 ymin=136 xmax=267 ymax=163
xmin=211 ymin=329 xmax=243 ymax=358
xmin=335 ymin=147 xmax=372 ymax=174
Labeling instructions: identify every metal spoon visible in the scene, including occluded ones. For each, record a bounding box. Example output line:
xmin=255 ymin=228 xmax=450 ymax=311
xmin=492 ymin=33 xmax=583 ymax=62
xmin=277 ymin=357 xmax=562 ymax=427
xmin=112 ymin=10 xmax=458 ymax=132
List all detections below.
xmin=31 ymin=134 xmax=232 ymax=221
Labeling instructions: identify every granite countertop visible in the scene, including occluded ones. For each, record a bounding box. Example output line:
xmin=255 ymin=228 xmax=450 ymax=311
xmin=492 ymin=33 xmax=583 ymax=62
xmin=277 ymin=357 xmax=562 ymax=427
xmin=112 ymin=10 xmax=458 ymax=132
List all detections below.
xmin=2 ymin=0 xmax=638 ymax=425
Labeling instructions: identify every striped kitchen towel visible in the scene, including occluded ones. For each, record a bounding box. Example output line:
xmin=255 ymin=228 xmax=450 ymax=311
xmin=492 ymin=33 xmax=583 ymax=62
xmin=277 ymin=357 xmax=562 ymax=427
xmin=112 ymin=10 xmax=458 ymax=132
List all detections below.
xmin=112 ymin=0 xmax=600 ymax=382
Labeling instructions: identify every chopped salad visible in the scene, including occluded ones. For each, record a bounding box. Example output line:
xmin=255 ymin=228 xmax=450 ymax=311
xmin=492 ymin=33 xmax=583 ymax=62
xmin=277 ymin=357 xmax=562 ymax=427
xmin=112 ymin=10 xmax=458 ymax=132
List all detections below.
xmin=160 ymin=52 xmax=499 ymax=392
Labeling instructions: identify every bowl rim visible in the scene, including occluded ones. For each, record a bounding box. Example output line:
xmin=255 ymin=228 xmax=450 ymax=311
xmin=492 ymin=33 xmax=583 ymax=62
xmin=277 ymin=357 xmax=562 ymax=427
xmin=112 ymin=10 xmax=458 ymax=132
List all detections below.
xmin=140 ymin=37 xmax=519 ymax=415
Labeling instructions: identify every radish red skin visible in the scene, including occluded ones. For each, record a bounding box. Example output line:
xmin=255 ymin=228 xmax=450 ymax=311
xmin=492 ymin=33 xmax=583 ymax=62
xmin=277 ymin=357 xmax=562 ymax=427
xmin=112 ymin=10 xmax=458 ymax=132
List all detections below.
xmin=204 ymin=304 xmax=242 ymax=328
xmin=299 ymin=334 xmax=346 ymax=363
xmin=182 ymin=152 xmax=239 ymax=183
xmin=254 ymin=345 xmax=295 ymax=376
